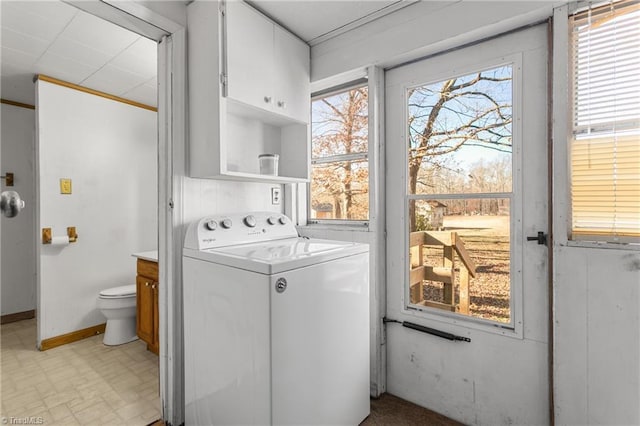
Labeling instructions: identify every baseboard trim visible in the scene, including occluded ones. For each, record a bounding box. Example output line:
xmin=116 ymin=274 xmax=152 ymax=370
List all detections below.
xmin=1 ymin=310 xmax=36 ymax=324
xmin=40 ymin=323 xmax=106 ymax=351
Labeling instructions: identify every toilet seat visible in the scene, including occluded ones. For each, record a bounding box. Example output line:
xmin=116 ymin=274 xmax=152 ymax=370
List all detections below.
xmin=99 ymin=284 xmax=136 ymax=298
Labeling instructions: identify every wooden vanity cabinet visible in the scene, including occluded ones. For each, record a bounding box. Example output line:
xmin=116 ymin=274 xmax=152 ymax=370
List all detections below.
xmin=136 ymin=259 xmax=159 ymax=354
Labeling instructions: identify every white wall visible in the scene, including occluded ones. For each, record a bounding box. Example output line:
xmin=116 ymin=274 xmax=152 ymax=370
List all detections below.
xmin=181 ymin=178 xmax=282 ymax=226
xmin=1 ymin=103 xmax=36 ymax=316
xmin=311 ymin=1 xmax=556 ymax=82
xmin=554 ymin=246 xmax=640 ymax=425
xmin=135 ymin=1 xmax=187 ymax=27
xmin=36 ymin=81 xmax=157 ymax=342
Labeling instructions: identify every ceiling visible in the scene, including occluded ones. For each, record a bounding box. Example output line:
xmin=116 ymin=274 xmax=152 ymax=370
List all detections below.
xmin=1 ymin=1 xmax=413 ymax=108
xmin=1 ymin=1 xmax=157 ymax=107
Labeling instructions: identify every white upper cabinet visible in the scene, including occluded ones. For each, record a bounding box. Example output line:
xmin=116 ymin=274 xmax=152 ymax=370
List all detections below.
xmin=225 ymin=1 xmax=310 ymax=124
xmin=226 ymin=1 xmax=275 ymax=112
xmin=273 ymin=26 xmax=311 ymax=123
xmin=187 ymin=1 xmax=310 ymax=182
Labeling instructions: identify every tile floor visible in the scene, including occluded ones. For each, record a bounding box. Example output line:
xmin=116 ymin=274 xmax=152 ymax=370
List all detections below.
xmin=1 ymin=319 xmax=160 ymax=425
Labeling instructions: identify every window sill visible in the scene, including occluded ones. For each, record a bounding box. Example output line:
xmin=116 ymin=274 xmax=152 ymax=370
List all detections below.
xmin=563 ymin=240 xmax=640 ymax=251
xmin=400 ymin=305 xmax=524 ymax=340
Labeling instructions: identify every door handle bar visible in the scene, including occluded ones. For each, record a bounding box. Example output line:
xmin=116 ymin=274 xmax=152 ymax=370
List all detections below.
xmin=384 ymin=317 xmax=471 ymax=342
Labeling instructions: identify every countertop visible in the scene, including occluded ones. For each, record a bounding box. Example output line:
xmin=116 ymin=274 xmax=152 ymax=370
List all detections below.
xmin=132 ymin=250 xmax=158 ymax=262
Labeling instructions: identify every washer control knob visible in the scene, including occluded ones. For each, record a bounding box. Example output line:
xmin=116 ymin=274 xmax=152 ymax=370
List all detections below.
xmin=267 ymin=216 xmax=278 ymax=225
xmin=243 ymin=215 xmax=257 ymax=228
xmin=278 ymin=216 xmax=287 ymax=225
xmin=221 ymin=218 xmax=232 ymax=229
xmin=205 ymin=220 xmax=217 ymax=231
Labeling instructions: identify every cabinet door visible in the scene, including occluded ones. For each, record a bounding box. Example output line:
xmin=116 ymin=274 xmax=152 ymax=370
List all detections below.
xmin=136 ymin=275 xmax=155 ymax=345
xmin=274 ymin=26 xmax=310 ymax=123
xmin=226 ymin=1 xmax=275 ymax=111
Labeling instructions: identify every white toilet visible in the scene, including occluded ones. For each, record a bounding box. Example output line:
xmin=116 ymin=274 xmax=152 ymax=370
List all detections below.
xmin=97 ymin=284 xmax=138 ymax=345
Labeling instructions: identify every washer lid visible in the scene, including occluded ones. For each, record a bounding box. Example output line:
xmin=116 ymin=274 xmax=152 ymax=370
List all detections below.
xmin=100 ymin=284 xmax=136 ymax=298
xmin=218 ymin=238 xmax=354 ymax=261
xmin=183 ymin=237 xmax=369 ymax=274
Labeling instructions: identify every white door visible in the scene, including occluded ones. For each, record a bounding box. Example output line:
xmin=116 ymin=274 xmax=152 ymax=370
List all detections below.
xmin=385 ymin=25 xmax=549 ymax=424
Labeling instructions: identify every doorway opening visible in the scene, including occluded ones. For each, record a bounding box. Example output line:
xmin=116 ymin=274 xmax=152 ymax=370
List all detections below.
xmin=3 ymin=3 xmax=178 ymax=418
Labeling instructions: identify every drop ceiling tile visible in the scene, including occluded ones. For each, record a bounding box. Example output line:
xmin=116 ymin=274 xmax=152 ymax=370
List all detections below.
xmin=109 ymin=37 xmax=157 ymax=79
xmin=48 ymin=36 xmax=112 ymax=69
xmin=6 ymin=1 xmax=78 ymax=24
xmin=35 ymin=51 xmax=97 ymax=84
xmin=122 ymin=83 xmax=157 ymax=107
xmin=1 ymin=27 xmax=49 ymax=58
xmin=145 ymin=76 xmax=158 ymax=88
xmin=1 ymin=46 xmax=39 ymax=68
xmin=61 ymin=12 xmax=139 ymax=57
xmin=81 ymin=64 xmax=149 ymax=97
xmin=1 ymin=1 xmax=76 ymax=42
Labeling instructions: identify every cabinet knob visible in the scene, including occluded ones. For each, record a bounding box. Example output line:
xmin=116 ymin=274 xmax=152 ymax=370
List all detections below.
xmin=277 ymin=100 xmax=286 ymax=108
xmin=264 ymin=96 xmax=272 ymax=104
xmin=152 ymin=284 xmax=156 ymax=289
xmin=145 ymin=282 xmax=150 ymax=287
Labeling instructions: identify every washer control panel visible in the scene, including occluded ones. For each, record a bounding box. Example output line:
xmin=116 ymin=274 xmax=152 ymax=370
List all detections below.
xmin=184 ymin=211 xmax=297 ymax=250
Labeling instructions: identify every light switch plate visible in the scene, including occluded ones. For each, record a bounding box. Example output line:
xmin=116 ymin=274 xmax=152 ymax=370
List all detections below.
xmin=271 ymin=187 xmax=281 ymax=205
xmin=60 ymin=178 xmax=72 ymax=194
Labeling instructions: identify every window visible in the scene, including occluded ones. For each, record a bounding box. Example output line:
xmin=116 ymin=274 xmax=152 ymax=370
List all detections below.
xmin=309 ymin=83 xmax=369 ymax=222
xmin=406 ymin=64 xmax=516 ymax=325
xmin=570 ymin=0 xmax=640 ymax=242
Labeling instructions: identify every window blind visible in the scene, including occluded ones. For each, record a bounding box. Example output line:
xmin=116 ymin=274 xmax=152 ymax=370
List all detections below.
xmin=570 ymin=0 xmax=640 ymax=241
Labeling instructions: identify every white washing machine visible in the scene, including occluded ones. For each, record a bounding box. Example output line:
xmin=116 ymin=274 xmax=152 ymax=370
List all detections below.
xmin=183 ymin=212 xmax=370 ymax=425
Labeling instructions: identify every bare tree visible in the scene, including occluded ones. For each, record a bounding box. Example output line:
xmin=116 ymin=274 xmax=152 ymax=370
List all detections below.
xmin=311 ymin=88 xmax=368 ymax=219
xmin=408 ymin=69 xmax=512 ymax=230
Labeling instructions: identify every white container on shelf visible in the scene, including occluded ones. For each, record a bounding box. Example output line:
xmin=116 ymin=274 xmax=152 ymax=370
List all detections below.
xmin=259 ymin=154 xmax=279 ymax=175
